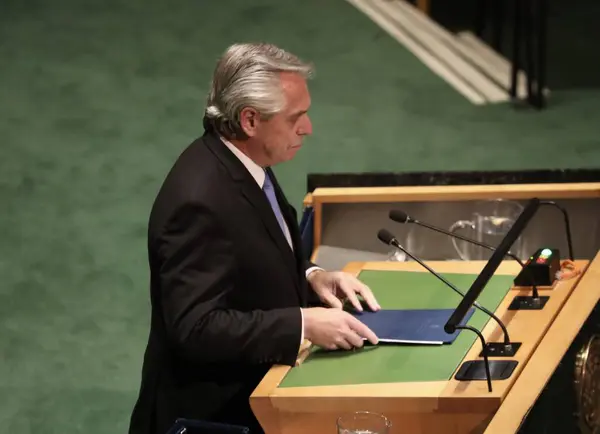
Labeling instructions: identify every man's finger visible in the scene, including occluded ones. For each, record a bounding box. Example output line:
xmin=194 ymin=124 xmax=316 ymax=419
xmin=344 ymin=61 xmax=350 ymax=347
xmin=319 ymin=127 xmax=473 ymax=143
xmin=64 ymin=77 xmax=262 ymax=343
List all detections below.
xmin=335 ymin=336 xmax=352 ymax=350
xmin=348 ymin=315 xmax=379 ymax=345
xmin=343 ymin=328 xmax=364 ymax=348
xmin=356 ymin=281 xmax=381 ymax=311
xmin=320 ymin=290 xmax=343 ymax=309
xmin=338 ymin=281 xmax=363 ymax=312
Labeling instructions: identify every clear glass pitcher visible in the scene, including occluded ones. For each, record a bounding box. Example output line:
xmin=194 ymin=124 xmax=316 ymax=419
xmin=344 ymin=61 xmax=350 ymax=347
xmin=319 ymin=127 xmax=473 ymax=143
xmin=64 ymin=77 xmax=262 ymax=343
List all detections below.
xmin=449 ymin=199 xmax=525 ymax=261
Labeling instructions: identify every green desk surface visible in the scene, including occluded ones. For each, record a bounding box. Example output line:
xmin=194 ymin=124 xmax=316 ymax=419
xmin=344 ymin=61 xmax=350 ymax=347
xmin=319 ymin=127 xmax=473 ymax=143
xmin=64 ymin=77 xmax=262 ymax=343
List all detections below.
xmin=280 ymin=269 xmax=515 ymax=388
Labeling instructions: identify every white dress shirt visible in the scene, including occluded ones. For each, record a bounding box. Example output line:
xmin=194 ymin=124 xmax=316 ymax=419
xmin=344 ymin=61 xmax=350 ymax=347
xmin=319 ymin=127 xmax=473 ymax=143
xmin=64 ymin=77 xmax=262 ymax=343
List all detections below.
xmin=220 ymin=137 xmax=319 ymax=351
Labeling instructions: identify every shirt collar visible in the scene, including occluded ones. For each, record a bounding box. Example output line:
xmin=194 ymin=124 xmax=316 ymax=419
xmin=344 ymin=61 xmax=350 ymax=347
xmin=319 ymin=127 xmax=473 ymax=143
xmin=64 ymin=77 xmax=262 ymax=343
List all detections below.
xmin=219 ymin=136 xmax=266 ymax=188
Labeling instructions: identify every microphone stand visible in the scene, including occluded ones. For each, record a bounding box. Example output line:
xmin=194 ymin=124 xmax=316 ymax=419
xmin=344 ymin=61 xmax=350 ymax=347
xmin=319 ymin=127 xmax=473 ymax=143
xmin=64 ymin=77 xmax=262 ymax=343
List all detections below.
xmin=455 ymin=325 xmax=493 ymax=392
xmin=386 ymin=238 xmax=521 ymax=358
xmin=540 ymin=200 xmax=575 ymax=260
xmin=400 ymin=217 xmax=549 ymax=311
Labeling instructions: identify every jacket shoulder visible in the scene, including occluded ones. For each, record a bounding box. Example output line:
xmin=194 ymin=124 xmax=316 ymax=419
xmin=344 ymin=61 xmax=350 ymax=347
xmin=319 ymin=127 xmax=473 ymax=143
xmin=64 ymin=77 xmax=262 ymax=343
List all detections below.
xmin=148 ymin=135 xmax=233 ymax=238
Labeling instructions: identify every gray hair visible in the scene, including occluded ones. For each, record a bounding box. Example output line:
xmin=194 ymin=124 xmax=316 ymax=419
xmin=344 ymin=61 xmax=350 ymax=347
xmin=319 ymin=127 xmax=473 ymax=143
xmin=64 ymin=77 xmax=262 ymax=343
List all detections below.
xmin=203 ymin=43 xmax=314 ymax=139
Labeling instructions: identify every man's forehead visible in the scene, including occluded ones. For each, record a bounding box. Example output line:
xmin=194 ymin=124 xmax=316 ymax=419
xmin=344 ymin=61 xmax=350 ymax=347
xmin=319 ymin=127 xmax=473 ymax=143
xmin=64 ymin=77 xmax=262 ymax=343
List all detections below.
xmin=279 ymin=73 xmax=310 ymax=110
xmin=280 ymin=72 xmax=308 ymax=93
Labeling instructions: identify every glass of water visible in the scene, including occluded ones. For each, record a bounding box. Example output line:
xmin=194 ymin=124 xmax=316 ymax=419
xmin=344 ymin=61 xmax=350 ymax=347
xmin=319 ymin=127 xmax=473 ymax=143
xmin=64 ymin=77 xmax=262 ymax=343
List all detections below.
xmin=337 ymin=411 xmax=391 ymax=434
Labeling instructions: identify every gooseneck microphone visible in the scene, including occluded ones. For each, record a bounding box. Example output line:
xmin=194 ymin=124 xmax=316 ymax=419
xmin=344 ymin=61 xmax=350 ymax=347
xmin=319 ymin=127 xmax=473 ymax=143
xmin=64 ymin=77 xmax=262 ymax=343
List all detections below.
xmin=540 ymin=201 xmax=574 ymax=260
xmin=377 ymin=228 xmax=515 ymax=348
xmin=388 ymin=209 xmax=542 ymax=300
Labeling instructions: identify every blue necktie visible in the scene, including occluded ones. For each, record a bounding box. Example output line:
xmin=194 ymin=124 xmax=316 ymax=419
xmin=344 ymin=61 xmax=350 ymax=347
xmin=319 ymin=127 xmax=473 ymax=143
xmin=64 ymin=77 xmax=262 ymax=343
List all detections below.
xmin=263 ymin=171 xmax=290 ymax=246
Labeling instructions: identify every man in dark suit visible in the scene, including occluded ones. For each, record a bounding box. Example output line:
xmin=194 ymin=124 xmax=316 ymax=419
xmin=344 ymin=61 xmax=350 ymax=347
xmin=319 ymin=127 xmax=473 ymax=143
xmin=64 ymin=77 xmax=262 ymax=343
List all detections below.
xmin=128 ymin=42 xmax=380 ymax=434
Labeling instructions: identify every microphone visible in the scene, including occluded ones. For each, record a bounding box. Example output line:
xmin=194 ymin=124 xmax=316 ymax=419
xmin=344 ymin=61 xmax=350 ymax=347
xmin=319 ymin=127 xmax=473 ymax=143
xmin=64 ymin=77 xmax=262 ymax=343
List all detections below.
xmin=540 ymin=201 xmax=574 ymax=260
xmin=389 ymin=209 xmax=546 ymax=305
xmin=377 ymin=228 xmax=519 ymax=355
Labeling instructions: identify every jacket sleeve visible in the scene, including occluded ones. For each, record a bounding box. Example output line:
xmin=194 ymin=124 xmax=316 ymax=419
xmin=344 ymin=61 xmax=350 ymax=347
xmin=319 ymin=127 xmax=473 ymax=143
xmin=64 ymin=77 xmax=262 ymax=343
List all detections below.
xmin=304 ymin=259 xmax=319 ymax=272
xmin=157 ymin=201 xmax=302 ymax=367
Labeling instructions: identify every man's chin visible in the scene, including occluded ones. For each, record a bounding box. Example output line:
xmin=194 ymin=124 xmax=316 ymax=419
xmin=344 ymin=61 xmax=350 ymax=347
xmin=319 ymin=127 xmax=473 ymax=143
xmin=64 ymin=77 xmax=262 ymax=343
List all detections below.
xmin=289 ymin=146 xmax=302 ymax=158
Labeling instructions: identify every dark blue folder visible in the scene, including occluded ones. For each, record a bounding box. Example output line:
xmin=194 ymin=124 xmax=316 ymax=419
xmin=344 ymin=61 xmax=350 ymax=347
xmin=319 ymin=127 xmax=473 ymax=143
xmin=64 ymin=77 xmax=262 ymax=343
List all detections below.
xmin=351 ymin=308 xmax=475 ymax=345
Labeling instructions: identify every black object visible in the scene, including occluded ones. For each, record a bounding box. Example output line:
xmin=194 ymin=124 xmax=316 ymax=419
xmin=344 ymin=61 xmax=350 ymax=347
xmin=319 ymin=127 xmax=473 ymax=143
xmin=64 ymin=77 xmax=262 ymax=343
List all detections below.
xmin=510 ymin=0 xmax=548 ymax=109
xmin=389 ymin=209 xmax=548 ymax=311
xmin=456 ymin=355 xmax=519 ymax=381
xmin=510 ymin=247 xmax=560 ymax=310
xmin=540 ymin=201 xmax=575 ymax=261
xmin=443 ymin=198 xmax=541 ymax=390
xmin=514 ymin=248 xmax=560 ymax=286
xmin=472 ymin=0 xmax=547 ymax=109
xmin=376 ymin=228 xmax=521 ymax=358
xmin=453 ymin=325 xmax=518 ymax=392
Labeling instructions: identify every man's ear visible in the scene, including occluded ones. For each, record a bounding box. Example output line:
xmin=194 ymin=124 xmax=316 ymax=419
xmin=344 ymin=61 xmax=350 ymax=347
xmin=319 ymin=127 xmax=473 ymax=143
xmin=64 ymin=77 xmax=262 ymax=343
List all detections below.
xmin=239 ymin=107 xmax=260 ymax=138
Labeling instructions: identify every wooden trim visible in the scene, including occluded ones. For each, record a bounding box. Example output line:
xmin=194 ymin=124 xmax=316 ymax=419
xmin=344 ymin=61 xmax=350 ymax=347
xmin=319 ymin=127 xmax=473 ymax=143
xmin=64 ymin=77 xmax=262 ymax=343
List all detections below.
xmin=302 ymin=193 xmax=313 ymax=207
xmin=250 ymin=365 xmax=289 ymax=433
xmin=312 ymin=201 xmax=323 ymax=250
xmin=483 ymin=251 xmax=600 ymax=434
xmin=309 ymin=246 xmax=320 ymax=264
xmin=341 ymin=261 xmax=366 ymax=277
xmin=310 ymin=182 xmax=600 ymax=204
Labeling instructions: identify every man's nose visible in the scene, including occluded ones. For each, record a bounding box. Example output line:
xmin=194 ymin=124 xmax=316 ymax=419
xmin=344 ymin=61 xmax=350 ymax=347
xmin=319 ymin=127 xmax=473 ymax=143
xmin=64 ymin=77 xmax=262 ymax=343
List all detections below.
xmin=298 ymin=115 xmax=312 ymax=136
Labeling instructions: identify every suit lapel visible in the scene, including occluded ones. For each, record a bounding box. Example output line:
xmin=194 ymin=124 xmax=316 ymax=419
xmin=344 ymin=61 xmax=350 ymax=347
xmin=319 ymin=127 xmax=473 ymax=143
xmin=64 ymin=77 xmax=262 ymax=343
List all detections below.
xmin=239 ymin=181 xmax=298 ymax=270
xmin=203 ymin=133 xmax=301 ymax=292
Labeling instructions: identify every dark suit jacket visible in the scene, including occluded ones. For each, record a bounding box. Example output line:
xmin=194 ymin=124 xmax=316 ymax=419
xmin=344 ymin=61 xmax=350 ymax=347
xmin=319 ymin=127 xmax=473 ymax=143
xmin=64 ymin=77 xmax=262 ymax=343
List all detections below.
xmin=129 ymin=130 xmax=317 ymax=434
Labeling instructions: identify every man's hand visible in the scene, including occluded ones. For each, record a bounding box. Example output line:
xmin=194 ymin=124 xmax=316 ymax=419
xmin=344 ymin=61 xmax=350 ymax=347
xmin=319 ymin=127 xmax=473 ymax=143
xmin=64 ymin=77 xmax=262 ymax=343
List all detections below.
xmin=307 ymin=270 xmax=381 ymax=313
xmin=302 ymin=307 xmax=379 ymax=350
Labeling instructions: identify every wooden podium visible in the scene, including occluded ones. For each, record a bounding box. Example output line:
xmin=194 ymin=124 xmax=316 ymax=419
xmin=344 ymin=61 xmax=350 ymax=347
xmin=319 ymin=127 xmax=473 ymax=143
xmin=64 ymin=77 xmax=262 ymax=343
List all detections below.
xmin=250 ymin=253 xmax=600 ymax=434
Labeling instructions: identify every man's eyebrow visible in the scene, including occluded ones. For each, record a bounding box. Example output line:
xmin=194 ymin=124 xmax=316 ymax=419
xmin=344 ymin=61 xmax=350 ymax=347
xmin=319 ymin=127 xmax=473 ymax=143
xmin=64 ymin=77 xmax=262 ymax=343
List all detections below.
xmin=289 ymin=109 xmax=308 ymax=118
